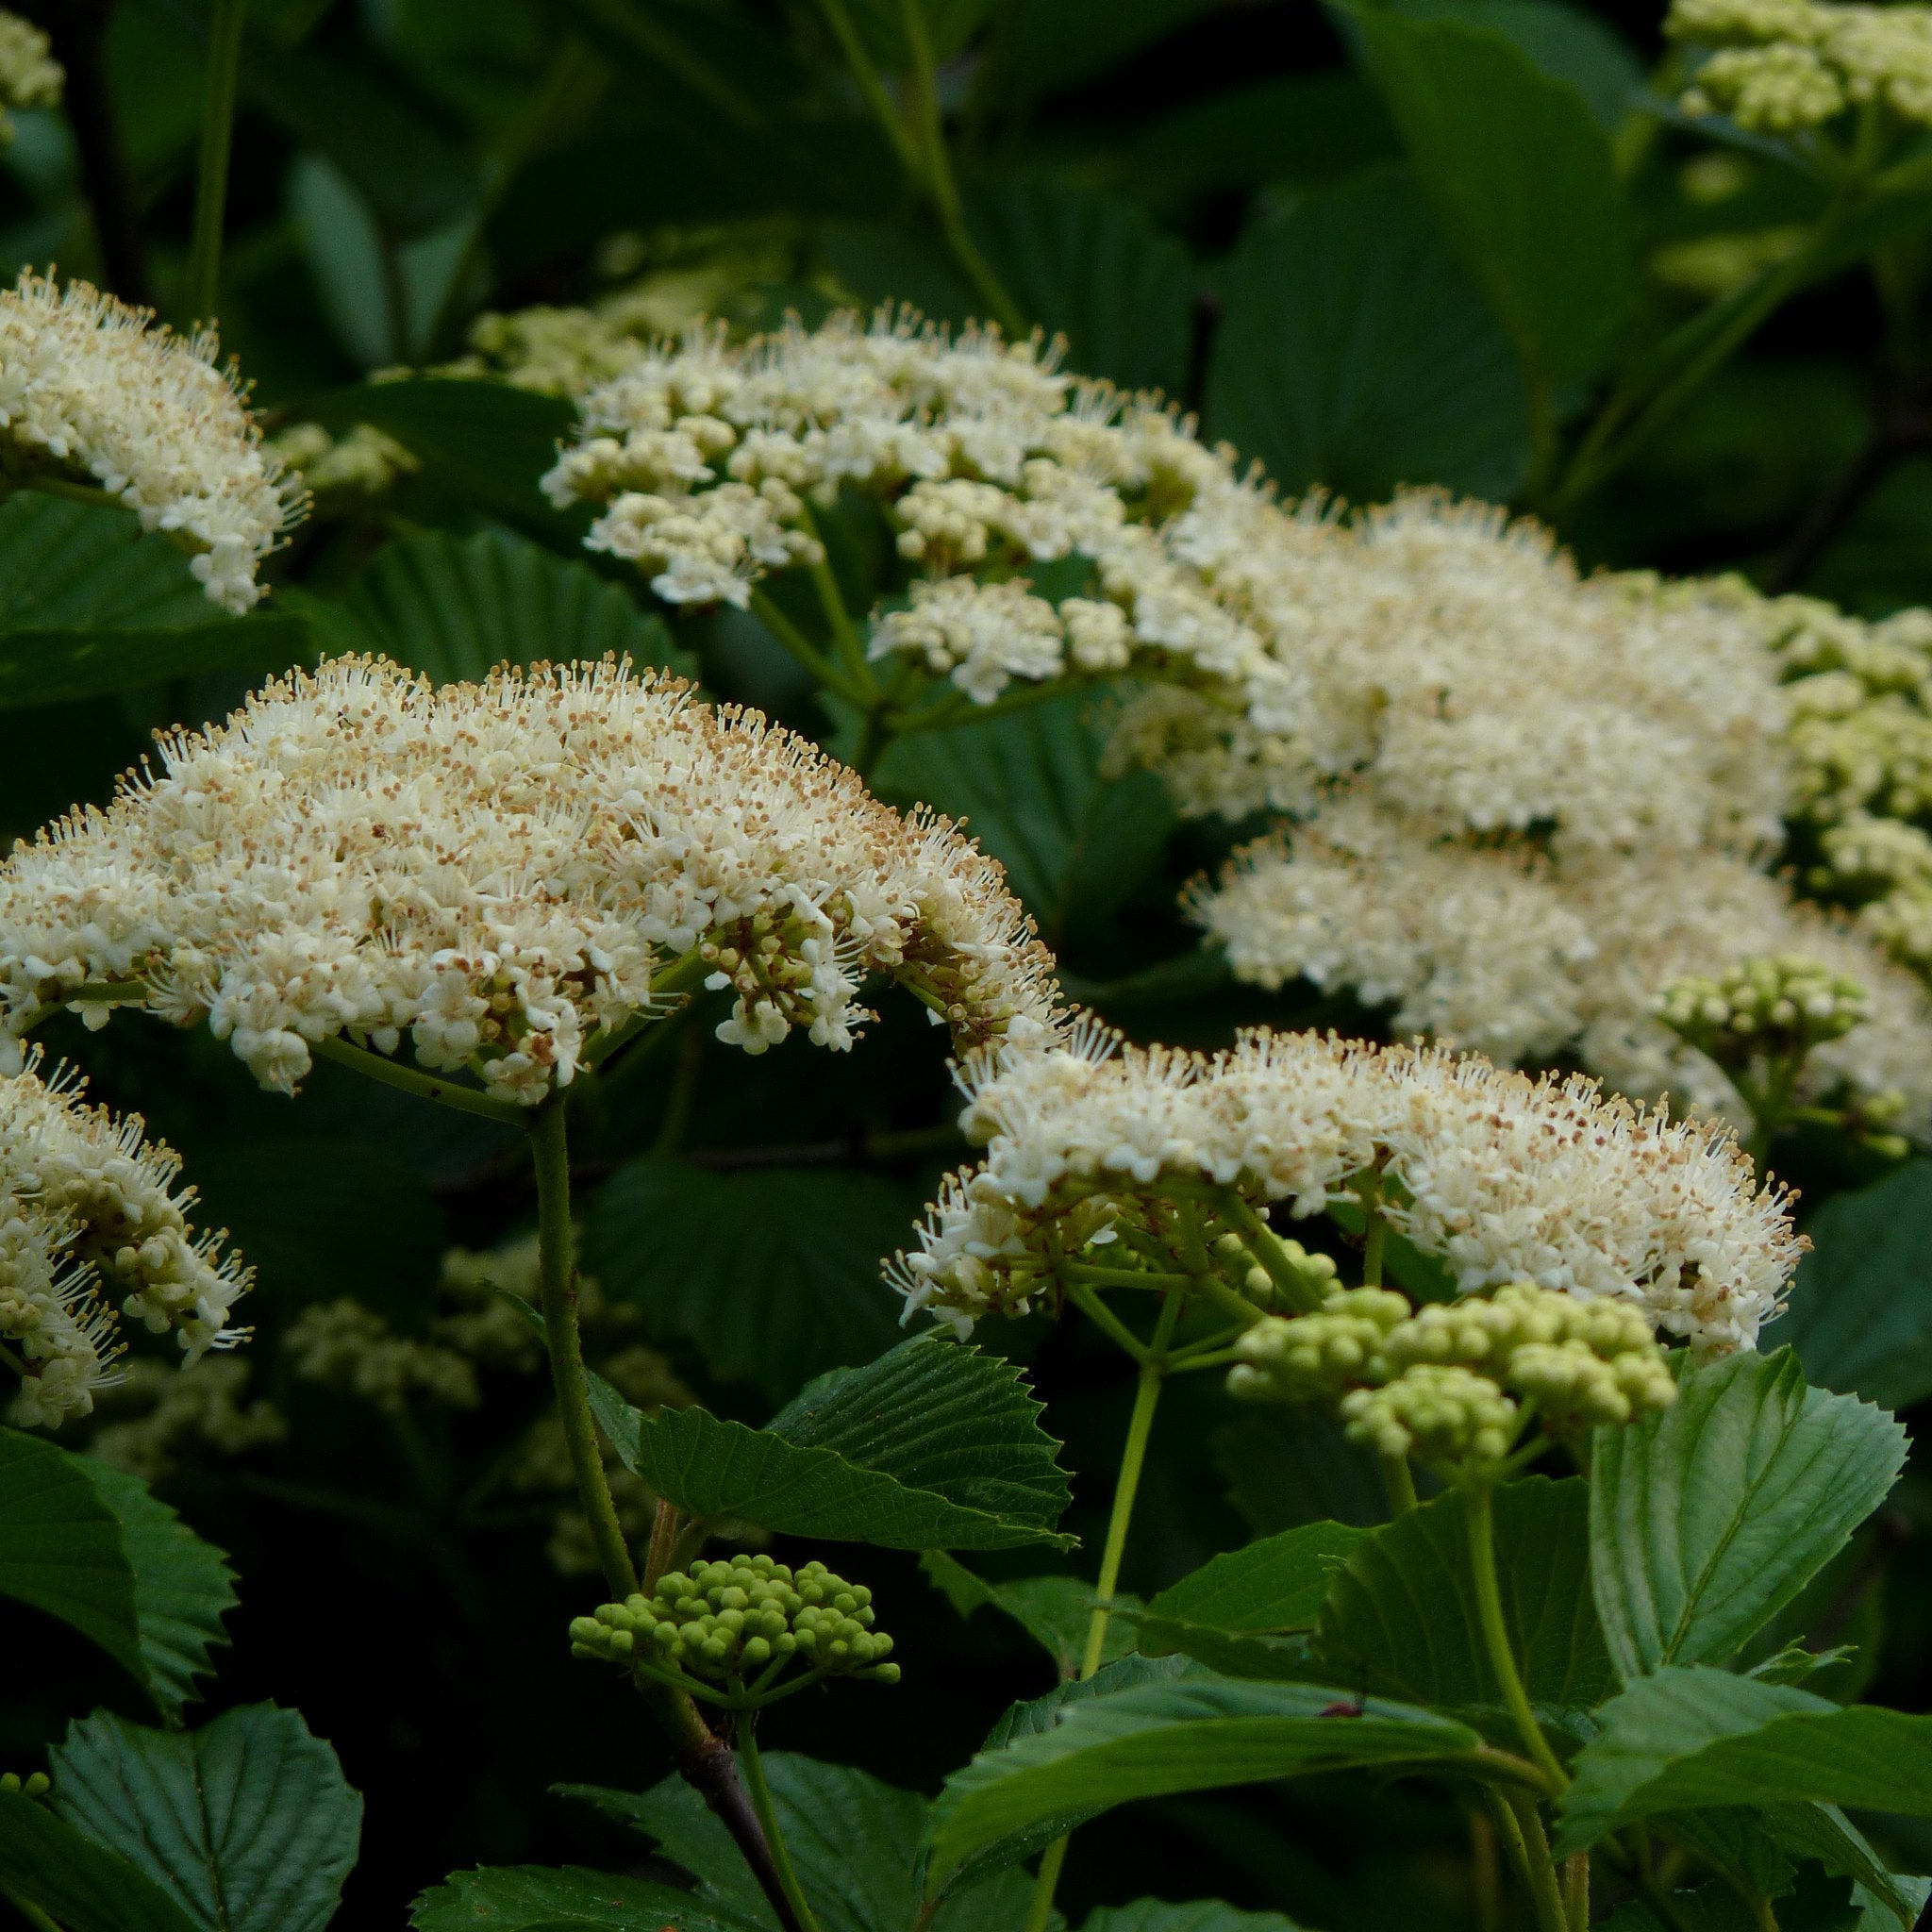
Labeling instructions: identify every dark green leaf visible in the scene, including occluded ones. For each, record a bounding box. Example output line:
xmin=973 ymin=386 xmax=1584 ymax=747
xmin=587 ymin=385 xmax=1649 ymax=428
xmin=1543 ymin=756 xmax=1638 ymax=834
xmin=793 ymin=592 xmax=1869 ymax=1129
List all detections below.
xmin=920 ymin=1554 xmax=1141 ymax=1676
xmin=995 ymin=0 xmax=1215 ymax=98
xmin=605 ymin=1334 xmax=1074 ymax=1549
xmin=1130 ymin=1523 xmax=1366 ymax=1679
xmin=582 ymin=1159 xmax=914 ymax=1404
xmin=1378 ymin=0 xmax=1642 ymax=133
xmin=925 ymin=1674 xmax=1486 ymax=1891
xmin=409 ymin=1864 xmax=757 ymax=1930
xmin=1085 ymin=1902 xmax=1318 ymax=1932
xmin=1321 ymin=1477 xmax=1615 ymax=1712
xmin=968 ymin=179 xmax=1195 ymax=394
xmin=1351 ymin=4 xmax=1633 ymax=381
xmin=983 ymin=1654 xmax=1191 ymax=1752
xmin=1774 ymin=1160 xmax=1932 ymax=1409
xmin=1206 ymin=166 xmax=1530 ymax=504
xmin=1590 ymin=1350 xmax=1907 ymax=1678
xmin=1212 ymin=1407 xmax=1389 ymax=1537
xmin=1557 ymin=1666 xmax=1932 ymax=1855
xmin=0 ymin=492 xmax=208 ymax=632
xmin=321 ymin=527 xmax=692 ymax=686
xmin=49 ymin=1706 xmax=361 ymax=1932
xmin=875 ymin=691 xmax=1174 ymax=948
xmin=0 ymin=616 xmax=309 ymax=709
xmin=0 ymin=1427 xmax=236 ymax=1722
xmin=0 ymin=1789 xmax=200 ymax=1932
xmin=307 ymin=380 xmax=580 ymax=539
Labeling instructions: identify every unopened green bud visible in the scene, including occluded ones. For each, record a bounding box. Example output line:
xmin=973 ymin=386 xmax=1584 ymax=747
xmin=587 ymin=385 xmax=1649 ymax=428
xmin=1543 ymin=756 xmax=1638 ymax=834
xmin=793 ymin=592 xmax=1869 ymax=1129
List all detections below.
xmin=1655 ymin=954 xmax=1868 ymax=1069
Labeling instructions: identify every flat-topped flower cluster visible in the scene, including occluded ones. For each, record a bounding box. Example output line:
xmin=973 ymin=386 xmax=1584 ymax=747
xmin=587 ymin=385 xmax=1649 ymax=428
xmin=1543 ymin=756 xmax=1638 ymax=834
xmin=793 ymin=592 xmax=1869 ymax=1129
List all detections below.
xmin=888 ymin=1025 xmax=1802 ymax=1355
xmin=0 ymin=1053 xmax=250 ymax=1426
xmin=0 ymin=273 xmax=306 ymax=611
xmin=0 ymin=655 xmax=1061 ymax=1102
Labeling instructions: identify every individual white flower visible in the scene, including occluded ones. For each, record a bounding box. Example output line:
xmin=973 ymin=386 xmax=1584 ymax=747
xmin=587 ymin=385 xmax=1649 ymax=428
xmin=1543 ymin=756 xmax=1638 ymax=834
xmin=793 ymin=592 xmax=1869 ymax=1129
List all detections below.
xmin=0 ymin=656 xmax=1064 ymax=1105
xmin=0 ymin=273 xmax=307 ymax=611
xmin=0 ymin=1052 xmax=251 ymax=1425
xmin=888 ymin=1023 xmax=1801 ymax=1354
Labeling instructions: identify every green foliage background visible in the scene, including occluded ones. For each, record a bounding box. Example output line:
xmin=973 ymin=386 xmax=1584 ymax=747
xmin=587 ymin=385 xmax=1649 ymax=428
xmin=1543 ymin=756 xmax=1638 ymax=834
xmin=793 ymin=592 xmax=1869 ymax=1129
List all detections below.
xmin=4 ymin=1 xmax=1932 ymax=1927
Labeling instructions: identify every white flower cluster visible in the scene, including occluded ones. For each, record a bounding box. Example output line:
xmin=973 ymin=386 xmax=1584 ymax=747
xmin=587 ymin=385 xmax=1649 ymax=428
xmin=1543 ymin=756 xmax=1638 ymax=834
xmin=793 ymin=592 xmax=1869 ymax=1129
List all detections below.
xmin=888 ymin=1025 xmax=1801 ymax=1354
xmin=0 ymin=274 xmax=306 ymax=611
xmin=0 ymin=1054 xmax=251 ymax=1427
xmin=872 ymin=578 xmax=1131 ymax=707
xmin=0 ymin=11 xmax=60 ymax=142
xmin=0 ymin=656 xmax=1062 ymax=1103
xmin=267 ymin=421 xmax=419 ymax=504
xmin=1669 ymin=0 xmax=1932 ymax=136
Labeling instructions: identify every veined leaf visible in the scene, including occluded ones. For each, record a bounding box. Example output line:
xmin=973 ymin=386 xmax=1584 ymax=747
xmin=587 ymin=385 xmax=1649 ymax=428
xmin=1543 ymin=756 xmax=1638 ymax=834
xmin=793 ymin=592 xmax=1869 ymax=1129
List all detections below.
xmin=409 ymin=1864 xmax=758 ymax=1930
xmin=921 ymin=1553 xmax=1141 ymax=1677
xmin=582 ymin=1159 xmax=915 ymax=1404
xmin=925 ymin=1674 xmax=1486 ymax=1892
xmin=1129 ymin=1522 xmax=1364 ymax=1680
xmin=319 ymin=527 xmax=692 ymax=687
xmin=0 ymin=492 xmax=208 ymax=631
xmin=0 ymin=1428 xmax=236 ymax=1723
xmin=49 ymin=1706 xmax=362 ymax=1932
xmin=1350 ymin=2 xmax=1632 ymax=383
xmin=1590 ymin=1350 xmax=1907 ymax=1678
xmin=0 ymin=1789 xmax=200 ymax=1932
xmin=0 ymin=616 xmax=309 ymax=709
xmin=600 ymin=1334 xmax=1074 ymax=1550
xmin=1206 ymin=166 xmax=1530 ymax=504
xmin=1557 ymin=1666 xmax=1932 ymax=1856
xmin=875 ymin=691 xmax=1174 ymax=949
xmin=1321 ymin=1477 xmax=1615 ymax=1712
xmin=1774 ymin=1159 xmax=1932 ymax=1410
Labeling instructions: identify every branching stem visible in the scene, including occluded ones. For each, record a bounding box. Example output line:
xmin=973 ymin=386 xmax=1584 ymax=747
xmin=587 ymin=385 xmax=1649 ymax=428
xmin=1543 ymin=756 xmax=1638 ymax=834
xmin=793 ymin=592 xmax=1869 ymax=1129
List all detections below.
xmin=737 ymin=1723 xmax=824 ymax=1932
xmin=312 ymin=1035 xmax=526 ymax=1127
xmin=1466 ymin=1481 xmax=1569 ymax=1793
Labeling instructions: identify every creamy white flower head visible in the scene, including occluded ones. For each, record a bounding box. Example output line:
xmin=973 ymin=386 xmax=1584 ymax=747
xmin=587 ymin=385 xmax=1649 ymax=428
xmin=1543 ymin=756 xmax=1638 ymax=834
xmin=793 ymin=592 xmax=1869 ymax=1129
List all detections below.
xmin=0 ymin=272 xmax=307 ymax=611
xmin=0 ymin=11 xmax=60 ymax=141
xmin=887 ymin=1024 xmax=1801 ymax=1354
xmin=0 ymin=656 xmax=1063 ymax=1104
xmin=0 ymin=1051 xmax=251 ymax=1426
xmin=1199 ymin=803 xmax=1932 ymax=1137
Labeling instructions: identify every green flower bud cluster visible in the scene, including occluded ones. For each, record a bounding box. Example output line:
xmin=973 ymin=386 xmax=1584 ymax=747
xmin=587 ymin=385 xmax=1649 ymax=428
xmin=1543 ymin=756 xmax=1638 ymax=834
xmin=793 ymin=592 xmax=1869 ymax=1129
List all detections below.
xmin=1225 ymin=1288 xmax=1409 ymax=1401
xmin=1506 ymin=1338 xmax=1678 ymax=1431
xmin=1653 ymin=954 xmax=1869 ymax=1067
xmin=569 ymin=1555 xmax=898 ymax=1698
xmin=0 ymin=1771 xmax=49 ymax=1797
xmin=1341 ymin=1365 xmax=1521 ymax=1466
xmin=1214 ymin=1229 xmax=1340 ymax=1312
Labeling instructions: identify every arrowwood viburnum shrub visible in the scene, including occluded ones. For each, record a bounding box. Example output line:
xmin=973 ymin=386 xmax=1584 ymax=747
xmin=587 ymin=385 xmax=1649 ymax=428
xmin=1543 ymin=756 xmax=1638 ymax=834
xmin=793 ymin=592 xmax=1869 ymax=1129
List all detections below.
xmin=0 ymin=653 xmax=1062 ymax=1101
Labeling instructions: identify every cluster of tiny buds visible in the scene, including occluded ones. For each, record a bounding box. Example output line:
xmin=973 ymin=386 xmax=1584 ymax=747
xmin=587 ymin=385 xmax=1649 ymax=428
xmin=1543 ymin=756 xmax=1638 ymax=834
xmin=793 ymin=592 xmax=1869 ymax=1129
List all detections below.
xmin=1653 ymin=953 xmax=1870 ymax=1067
xmin=1228 ymin=1279 xmax=1679 ymax=1472
xmin=0 ymin=1771 xmax=48 ymax=1797
xmin=1209 ymin=1229 xmax=1339 ymax=1311
xmin=569 ymin=1555 xmax=898 ymax=1700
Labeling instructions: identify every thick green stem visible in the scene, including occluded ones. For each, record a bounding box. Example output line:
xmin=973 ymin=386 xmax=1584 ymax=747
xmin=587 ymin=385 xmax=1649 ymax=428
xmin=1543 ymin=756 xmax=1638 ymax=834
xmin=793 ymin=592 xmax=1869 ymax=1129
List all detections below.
xmin=737 ymin=1724 xmax=824 ymax=1932
xmin=1380 ymin=1454 xmax=1419 ymax=1516
xmin=186 ymin=0 xmax=249 ymax=325
xmin=312 ymin=1035 xmax=527 ymax=1128
xmin=1505 ymin=1790 xmax=1572 ymax=1932
xmin=1563 ymin=1852 xmax=1591 ymax=1932
xmin=531 ymin=1102 xmax=637 ymax=1601
xmin=1024 ymin=1838 xmax=1070 ymax=1932
xmin=1357 ymin=1167 xmax=1387 ymax=1289
xmin=1467 ymin=1482 xmax=1569 ymax=1792
xmin=1080 ymin=1344 xmax=1167 ymax=1678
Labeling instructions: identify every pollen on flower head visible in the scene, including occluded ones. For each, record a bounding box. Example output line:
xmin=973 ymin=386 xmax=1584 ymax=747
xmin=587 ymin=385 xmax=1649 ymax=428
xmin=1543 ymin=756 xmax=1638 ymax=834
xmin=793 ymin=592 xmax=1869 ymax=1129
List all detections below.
xmin=0 ymin=272 xmax=307 ymax=610
xmin=0 ymin=655 xmax=1064 ymax=1107
xmin=0 ymin=1050 xmax=251 ymax=1427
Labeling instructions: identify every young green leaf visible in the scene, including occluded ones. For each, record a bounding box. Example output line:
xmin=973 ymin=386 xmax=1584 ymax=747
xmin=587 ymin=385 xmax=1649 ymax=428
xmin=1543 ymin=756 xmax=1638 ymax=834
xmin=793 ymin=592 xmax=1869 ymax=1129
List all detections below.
xmin=1590 ymin=1350 xmax=1907 ymax=1679
xmin=49 ymin=1706 xmax=362 ymax=1932
xmin=582 ymin=1159 xmax=916 ymax=1403
xmin=924 ymin=1675 xmax=1488 ymax=1892
xmin=1348 ymin=3 xmax=1632 ymax=385
xmin=1774 ymin=1159 xmax=1932 ymax=1410
xmin=1206 ymin=166 xmax=1530 ymax=504
xmin=0 ymin=1789 xmax=201 ymax=1932
xmin=1321 ymin=1476 xmax=1614 ymax=1712
xmin=599 ymin=1334 xmax=1074 ymax=1550
xmin=1128 ymin=1522 xmax=1365 ymax=1679
xmin=874 ymin=691 xmax=1174 ymax=949
xmin=922 ymin=1555 xmax=1142 ymax=1676
xmin=1557 ymin=1667 xmax=1932 ymax=1856
xmin=318 ymin=527 xmax=693 ymax=688
xmin=409 ymin=1864 xmax=759 ymax=1931
xmin=0 ymin=1428 xmax=237 ymax=1723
